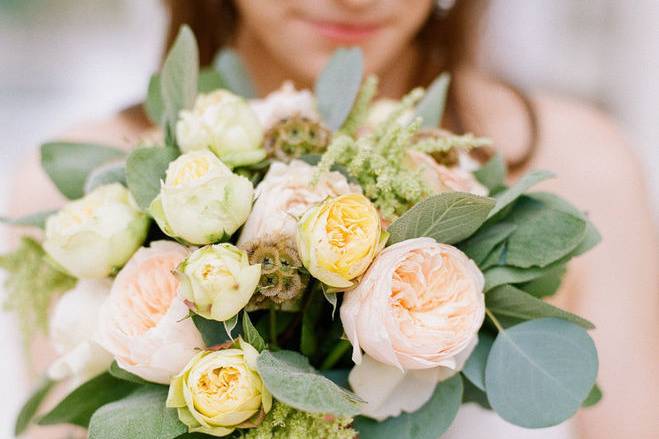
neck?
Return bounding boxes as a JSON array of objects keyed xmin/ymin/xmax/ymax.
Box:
[{"xmin": 234, "ymin": 26, "xmax": 421, "ymax": 99}]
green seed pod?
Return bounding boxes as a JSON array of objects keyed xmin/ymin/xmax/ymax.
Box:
[{"xmin": 264, "ymin": 116, "xmax": 331, "ymax": 162}]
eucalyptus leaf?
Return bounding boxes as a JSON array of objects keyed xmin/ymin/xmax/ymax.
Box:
[
  {"xmin": 109, "ymin": 361, "xmax": 153, "ymax": 385},
  {"xmin": 0, "ymin": 209, "xmax": 56, "ymax": 229},
  {"xmin": 415, "ymin": 72, "xmax": 450, "ymax": 128},
  {"xmin": 485, "ymin": 318, "xmax": 598, "ymax": 428},
  {"xmin": 242, "ymin": 311, "xmax": 266, "ymax": 352},
  {"xmin": 461, "ymin": 375, "xmax": 491, "ymax": 409},
  {"xmin": 458, "ymin": 222, "xmax": 517, "ymax": 266},
  {"xmin": 197, "ymin": 68, "xmax": 226, "ymax": 93},
  {"xmin": 88, "ymin": 385, "xmax": 185, "ymax": 439},
  {"xmin": 39, "ymin": 373, "xmax": 138, "ymax": 428},
  {"xmin": 84, "ymin": 161, "xmax": 126, "ymax": 193},
  {"xmin": 214, "ymin": 49, "xmax": 256, "ymax": 98},
  {"xmin": 14, "ymin": 378, "xmax": 55, "ymax": 435},
  {"xmin": 582, "ymin": 383, "xmax": 602, "ymax": 408},
  {"xmin": 519, "ymin": 265, "xmax": 567, "ymax": 298},
  {"xmin": 192, "ymin": 314, "xmax": 233, "ymax": 347},
  {"xmin": 487, "ymin": 285, "xmax": 594, "ymax": 329},
  {"xmin": 462, "ymin": 332, "xmax": 495, "ymax": 391},
  {"xmin": 474, "ymin": 153, "xmax": 506, "ymax": 191},
  {"xmin": 387, "ymin": 192, "xmax": 495, "ymax": 245},
  {"xmin": 314, "ymin": 48, "xmax": 364, "ymax": 131},
  {"xmin": 126, "ymin": 146, "xmax": 179, "ymax": 210},
  {"xmin": 145, "ymin": 73, "xmax": 164, "ymax": 125},
  {"xmin": 161, "ymin": 25, "xmax": 199, "ymax": 129},
  {"xmin": 487, "ymin": 170, "xmax": 554, "ymax": 219},
  {"xmin": 484, "ymin": 259, "xmax": 565, "ymax": 292},
  {"xmin": 41, "ymin": 142, "xmax": 125, "ymax": 199},
  {"xmin": 479, "ymin": 242, "xmax": 506, "ymax": 270},
  {"xmin": 256, "ymin": 350, "xmax": 361, "ymax": 416},
  {"xmin": 353, "ymin": 374, "xmax": 463, "ymax": 439},
  {"xmin": 300, "ymin": 288, "xmax": 323, "ymax": 357}
]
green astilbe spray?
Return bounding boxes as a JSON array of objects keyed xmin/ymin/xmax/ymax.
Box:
[{"xmin": 339, "ymin": 75, "xmax": 379, "ymax": 137}]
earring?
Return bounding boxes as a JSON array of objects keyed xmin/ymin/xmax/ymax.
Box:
[{"xmin": 434, "ymin": 0, "xmax": 456, "ymax": 17}]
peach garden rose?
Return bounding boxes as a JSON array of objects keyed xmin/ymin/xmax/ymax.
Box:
[
  {"xmin": 405, "ymin": 149, "xmax": 488, "ymax": 197},
  {"xmin": 96, "ymin": 240, "xmax": 204, "ymax": 384}
]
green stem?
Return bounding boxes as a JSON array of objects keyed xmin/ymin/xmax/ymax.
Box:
[
  {"xmin": 269, "ymin": 306, "xmax": 279, "ymax": 349},
  {"xmin": 321, "ymin": 340, "xmax": 351, "ymax": 370},
  {"xmin": 485, "ymin": 308, "xmax": 504, "ymax": 332}
]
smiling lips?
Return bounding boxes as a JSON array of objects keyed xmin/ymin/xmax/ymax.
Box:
[{"xmin": 305, "ymin": 18, "xmax": 383, "ymax": 43}]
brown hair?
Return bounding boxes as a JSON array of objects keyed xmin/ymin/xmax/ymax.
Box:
[{"xmin": 161, "ymin": 0, "xmax": 537, "ymax": 168}]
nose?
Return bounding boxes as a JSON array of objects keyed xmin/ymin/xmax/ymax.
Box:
[{"xmin": 335, "ymin": 0, "xmax": 381, "ymax": 10}]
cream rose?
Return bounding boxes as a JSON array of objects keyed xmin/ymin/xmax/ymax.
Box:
[
  {"xmin": 237, "ymin": 160, "xmax": 357, "ymax": 247},
  {"xmin": 96, "ymin": 241, "xmax": 204, "ymax": 384},
  {"xmin": 249, "ymin": 81, "xmax": 318, "ymax": 130},
  {"xmin": 406, "ymin": 149, "xmax": 488, "ymax": 196},
  {"xmin": 340, "ymin": 237, "xmax": 485, "ymax": 370},
  {"xmin": 48, "ymin": 279, "xmax": 114, "ymax": 386}
]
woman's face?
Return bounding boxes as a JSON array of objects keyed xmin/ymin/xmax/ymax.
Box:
[{"xmin": 234, "ymin": 0, "xmax": 434, "ymax": 82}]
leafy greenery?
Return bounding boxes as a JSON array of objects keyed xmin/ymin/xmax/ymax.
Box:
[
  {"xmin": 192, "ymin": 314, "xmax": 236, "ymax": 347},
  {"xmin": 125, "ymin": 145, "xmax": 179, "ymax": 210},
  {"xmin": 339, "ymin": 75, "xmax": 378, "ymax": 136},
  {"xmin": 109, "ymin": 361, "xmax": 153, "ymax": 385},
  {"xmin": 458, "ymin": 222, "xmax": 517, "ymax": 266},
  {"xmin": 485, "ymin": 318, "xmax": 598, "ymax": 428},
  {"xmin": 41, "ymin": 142, "xmax": 125, "ymax": 199},
  {"xmin": 84, "ymin": 161, "xmax": 127, "ymax": 193},
  {"xmin": 243, "ymin": 311, "xmax": 266, "ymax": 352},
  {"xmin": 213, "ymin": 48, "xmax": 256, "ymax": 98},
  {"xmin": 88, "ymin": 385, "xmax": 185, "ymax": 439},
  {"xmin": 256, "ymin": 350, "xmax": 361, "ymax": 417},
  {"xmin": 582, "ymin": 384, "xmax": 603, "ymax": 408},
  {"xmin": 387, "ymin": 192, "xmax": 495, "ymax": 245},
  {"xmin": 0, "ymin": 237, "xmax": 76, "ymax": 345},
  {"xmin": 0, "ymin": 209, "xmax": 56, "ymax": 229},
  {"xmin": 14, "ymin": 377, "xmax": 55, "ymax": 436},
  {"xmin": 39, "ymin": 373, "xmax": 138, "ymax": 428},
  {"xmin": 474, "ymin": 153, "xmax": 506, "ymax": 191},
  {"xmin": 414, "ymin": 72, "xmax": 450, "ymax": 128},
  {"xmin": 353, "ymin": 374, "xmax": 463, "ymax": 439},
  {"xmin": 314, "ymin": 48, "xmax": 364, "ymax": 131},
  {"xmin": 487, "ymin": 170, "xmax": 554, "ymax": 219},
  {"xmin": 462, "ymin": 332, "xmax": 495, "ymax": 391}
]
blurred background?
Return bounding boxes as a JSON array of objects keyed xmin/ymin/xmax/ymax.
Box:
[{"xmin": 0, "ymin": 0, "xmax": 657, "ymax": 438}]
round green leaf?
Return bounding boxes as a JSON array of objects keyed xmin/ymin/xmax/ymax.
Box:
[
  {"xmin": 485, "ymin": 318, "xmax": 598, "ymax": 428},
  {"xmin": 462, "ymin": 332, "xmax": 495, "ymax": 391}
]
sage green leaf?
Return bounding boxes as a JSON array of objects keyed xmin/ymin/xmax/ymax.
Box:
[
  {"xmin": 192, "ymin": 314, "xmax": 233, "ymax": 347},
  {"xmin": 300, "ymin": 289, "xmax": 323, "ymax": 357},
  {"xmin": 487, "ymin": 285, "xmax": 594, "ymax": 329},
  {"xmin": 582, "ymin": 383, "xmax": 602, "ymax": 408},
  {"xmin": 214, "ymin": 48, "xmax": 256, "ymax": 98},
  {"xmin": 462, "ymin": 332, "xmax": 495, "ymax": 391},
  {"xmin": 474, "ymin": 153, "xmax": 506, "ymax": 191},
  {"xmin": 41, "ymin": 142, "xmax": 125, "ymax": 199},
  {"xmin": 484, "ymin": 260, "xmax": 564, "ymax": 291},
  {"xmin": 314, "ymin": 48, "xmax": 364, "ymax": 131},
  {"xmin": 197, "ymin": 68, "xmax": 226, "ymax": 93},
  {"xmin": 353, "ymin": 374, "xmax": 463, "ymax": 439},
  {"xmin": 109, "ymin": 361, "xmax": 152, "ymax": 385},
  {"xmin": 161, "ymin": 25, "xmax": 199, "ymax": 129},
  {"xmin": 479, "ymin": 242, "xmax": 506, "ymax": 270},
  {"xmin": 84, "ymin": 161, "xmax": 126, "ymax": 193},
  {"xmin": 88, "ymin": 385, "xmax": 186, "ymax": 439},
  {"xmin": 519, "ymin": 265, "xmax": 566, "ymax": 298},
  {"xmin": 242, "ymin": 311, "xmax": 266, "ymax": 352},
  {"xmin": 0, "ymin": 209, "xmax": 56, "ymax": 229},
  {"xmin": 126, "ymin": 146, "xmax": 179, "ymax": 210},
  {"xmin": 461, "ymin": 375, "xmax": 491, "ymax": 409},
  {"xmin": 485, "ymin": 318, "xmax": 598, "ymax": 428},
  {"xmin": 15, "ymin": 377, "xmax": 55, "ymax": 435},
  {"xmin": 571, "ymin": 220, "xmax": 601, "ymax": 256},
  {"xmin": 39, "ymin": 373, "xmax": 138, "ymax": 427},
  {"xmin": 145, "ymin": 73, "xmax": 164, "ymax": 125},
  {"xmin": 256, "ymin": 350, "xmax": 361, "ymax": 416},
  {"xmin": 458, "ymin": 223, "xmax": 517, "ymax": 266},
  {"xmin": 387, "ymin": 192, "xmax": 495, "ymax": 245},
  {"xmin": 487, "ymin": 170, "xmax": 554, "ymax": 219},
  {"xmin": 415, "ymin": 72, "xmax": 450, "ymax": 128}
]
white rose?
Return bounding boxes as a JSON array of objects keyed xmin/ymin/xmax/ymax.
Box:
[
  {"xmin": 48, "ymin": 279, "xmax": 114, "ymax": 386},
  {"xmin": 237, "ymin": 160, "xmax": 357, "ymax": 247},
  {"xmin": 249, "ymin": 81, "xmax": 318, "ymax": 130},
  {"xmin": 176, "ymin": 90, "xmax": 265, "ymax": 168},
  {"xmin": 43, "ymin": 183, "xmax": 149, "ymax": 279},
  {"xmin": 96, "ymin": 241, "xmax": 204, "ymax": 384},
  {"xmin": 150, "ymin": 150, "xmax": 254, "ymax": 245}
]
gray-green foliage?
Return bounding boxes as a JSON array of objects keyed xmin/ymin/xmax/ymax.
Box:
[
  {"xmin": 0, "ymin": 237, "xmax": 76, "ymax": 345},
  {"xmin": 314, "ymin": 48, "xmax": 364, "ymax": 131},
  {"xmin": 462, "ymin": 332, "xmax": 495, "ymax": 391},
  {"xmin": 14, "ymin": 377, "xmax": 55, "ymax": 436},
  {"xmin": 109, "ymin": 361, "xmax": 152, "ymax": 385},
  {"xmin": 414, "ymin": 72, "xmax": 450, "ymax": 128},
  {"xmin": 84, "ymin": 161, "xmax": 127, "ymax": 194},
  {"xmin": 487, "ymin": 170, "xmax": 553, "ymax": 219},
  {"xmin": 88, "ymin": 385, "xmax": 185, "ymax": 439},
  {"xmin": 387, "ymin": 192, "xmax": 495, "ymax": 245},
  {"xmin": 353, "ymin": 374, "xmax": 463, "ymax": 439},
  {"xmin": 41, "ymin": 142, "xmax": 125, "ymax": 199},
  {"xmin": 0, "ymin": 209, "xmax": 56, "ymax": 229},
  {"xmin": 256, "ymin": 350, "xmax": 361, "ymax": 417},
  {"xmin": 214, "ymin": 48, "xmax": 256, "ymax": 98},
  {"xmin": 485, "ymin": 318, "xmax": 598, "ymax": 428},
  {"xmin": 474, "ymin": 154, "xmax": 506, "ymax": 191},
  {"xmin": 126, "ymin": 146, "xmax": 179, "ymax": 210},
  {"xmin": 243, "ymin": 311, "xmax": 266, "ymax": 352}
]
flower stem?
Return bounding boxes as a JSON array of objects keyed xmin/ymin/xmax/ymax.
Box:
[
  {"xmin": 269, "ymin": 306, "xmax": 279, "ymax": 349},
  {"xmin": 485, "ymin": 308, "xmax": 504, "ymax": 332},
  {"xmin": 321, "ymin": 340, "xmax": 351, "ymax": 370}
]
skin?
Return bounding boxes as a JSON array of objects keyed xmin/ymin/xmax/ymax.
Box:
[{"xmin": 9, "ymin": 1, "xmax": 658, "ymax": 438}]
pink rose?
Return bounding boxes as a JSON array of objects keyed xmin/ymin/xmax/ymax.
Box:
[
  {"xmin": 406, "ymin": 149, "xmax": 488, "ymax": 196},
  {"xmin": 97, "ymin": 241, "xmax": 204, "ymax": 384},
  {"xmin": 340, "ymin": 237, "xmax": 485, "ymax": 370}
]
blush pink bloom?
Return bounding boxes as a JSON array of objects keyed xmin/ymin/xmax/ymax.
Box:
[
  {"xmin": 406, "ymin": 149, "xmax": 488, "ymax": 197},
  {"xmin": 340, "ymin": 237, "xmax": 485, "ymax": 370},
  {"xmin": 97, "ymin": 241, "xmax": 204, "ymax": 384}
]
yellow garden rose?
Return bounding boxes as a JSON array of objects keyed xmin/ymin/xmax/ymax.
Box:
[
  {"xmin": 166, "ymin": 339, "xmax": 272, "ymax": 437},
  {"xmin": 296, "ymin": 193, "xmax": 387, "ymax": 289}
]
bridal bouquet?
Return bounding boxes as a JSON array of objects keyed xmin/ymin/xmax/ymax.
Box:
[{"xmin": 4, "ymin": 27, "xmax": 602, "ymax": 439}]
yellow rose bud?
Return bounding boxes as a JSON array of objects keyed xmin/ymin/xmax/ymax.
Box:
[
  {"xmin": 166, "ymin": 339, "xmax": 272, "ymax": 437},
  {"xmin": 177, "ymin": 243, "xmax": 261, "ymax": 322},
  {"xmin": 296, "ymin": 193, "xmax": 387, "ymax": 289}
]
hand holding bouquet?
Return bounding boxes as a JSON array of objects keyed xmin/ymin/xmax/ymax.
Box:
[{"xmin": 3, "ymin": 26, "xmax": 601, "ymax": 439}]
